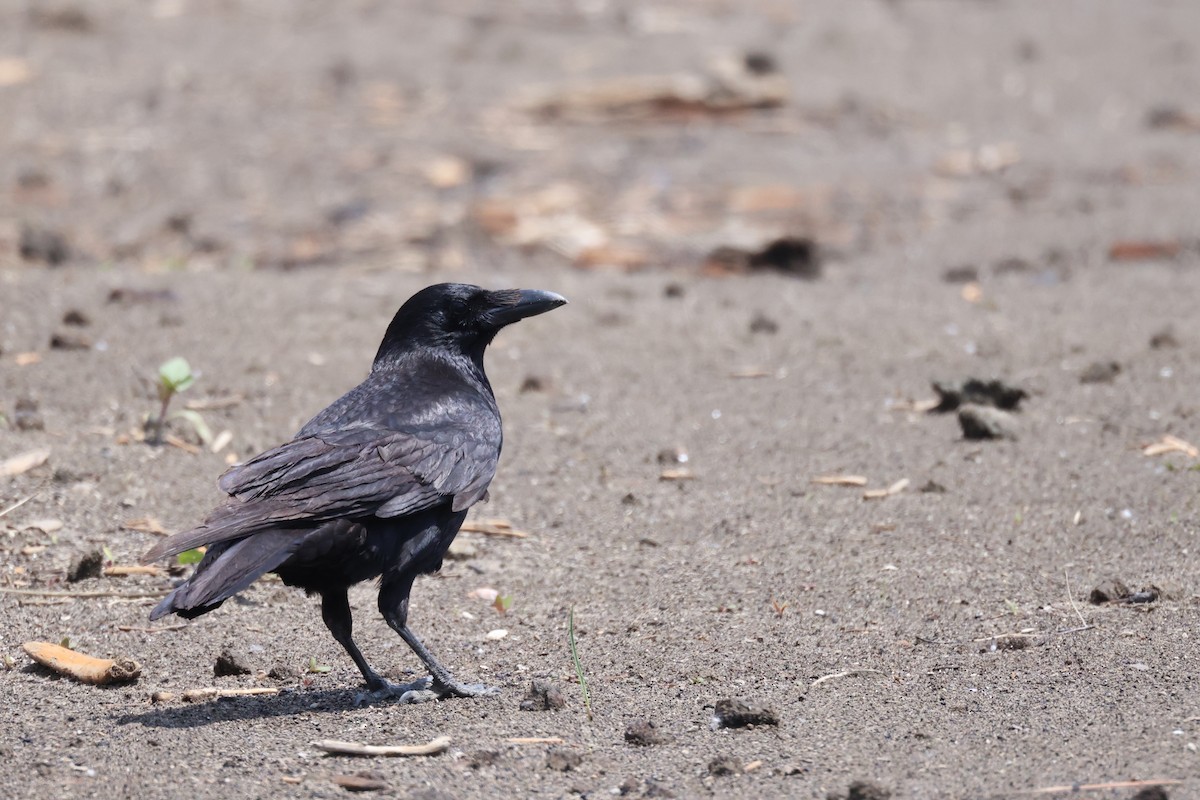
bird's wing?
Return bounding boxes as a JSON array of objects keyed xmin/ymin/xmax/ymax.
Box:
[{"xmin": 144, "ymin": 419, "xmax": 499, "ymax": 562}]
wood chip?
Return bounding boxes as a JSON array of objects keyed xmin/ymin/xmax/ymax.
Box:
[
  {"xmin": 23, "ymin": 518, "xmax": 63, "ymax": 534},
  {"xmin": 22, "ymin": 641, "xmax": 141, "ymax": 685},
  {"xmin": 730, "ymin": 368, "xmax": 772, "ymax": 379},
  {"xmin": 812, "ymin": 474, "xmax": 868, "ymax": 487},
  {"xmin": 863, "ymin": 478, "xmax": 910, "ymax": 500},
  {"xmin": 332, "ymin": 774, "xmax": 389, "ymax": 792},
  {"xmin": 122, "ymin": 517, "xmax": 168, "ymax": 535},
  {"xmin": 15, "ymin": 352, "xmax": 42, "ymax": 366},
  {"xmin": 659, "ymin": 468, "xmax": 695, "ymax": 481},
  {"xmin": 0, "ymin": 448, "xmax": 50, "ymax": 477},
  {"xmin": 209, "ymin": 429, "xmax": 234, "ymax": 454},
  {"xmin": 1108, "ymin": 240, "xmax": 1181, "ymax": 262},
  {"xmin": 1142, "ymin": 434, "xmax": 1199, "ymax": 458},
  {"xmin": 460, "ymin": 518, "xmax": 528, "ymax": 538},
  {"xmin": 181, "ymin": 687, "xmax": 279, "ymax": 702},
  {"xmin": 104, "ymin": 565, "xmax": 166, "ymax": 577},
  {"xmin": 310, "ymin": 736, "xmax": 452, "ymax": 757},
  {"xmin": 163, "ymin": 434, "xmax": 201, "ymax": 454}
]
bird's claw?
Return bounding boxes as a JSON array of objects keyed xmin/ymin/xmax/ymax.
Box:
[{"xmin": 353, "ymin": 677, "xmax": 498, "ymax": 706}]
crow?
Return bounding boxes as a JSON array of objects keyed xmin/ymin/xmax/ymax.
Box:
[{"xmin": 144, "ymin": 283, "xmax": 566, "ymax": 703}]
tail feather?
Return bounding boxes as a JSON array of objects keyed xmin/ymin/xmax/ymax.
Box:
[{"xmin": 149, "ymin": 530, "xmax": 302, "ymax": 621}]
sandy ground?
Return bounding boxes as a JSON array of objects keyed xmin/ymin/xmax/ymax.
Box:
[{"xmin": 2, "ymin": 2, "xmax": 1200, "ymax": 799}]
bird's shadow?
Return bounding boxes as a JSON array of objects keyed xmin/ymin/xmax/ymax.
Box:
[{"xmin": 115, "ymin": 687, "xmax": 379, "ymax": 729}]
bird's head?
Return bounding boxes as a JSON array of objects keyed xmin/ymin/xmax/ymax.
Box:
[{"xmin": 374, "ymin": 283, "xmax": 567, "ymax": 366}]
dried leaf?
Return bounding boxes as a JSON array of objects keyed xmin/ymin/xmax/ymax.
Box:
[
  {"xmin": 22, "ymin": 641, "xmax": 141, "ymax": 685},
  {"xmin": 0, "ymin": 448, "xmax": 50, "ymax": 477},
  {"xmin": 122, "ymin": 517, "xmax": 168, "ymax": 535},
  {"xmin": 1108, "ymin": 240, "xmax": 1181, "ymax": 262},
  {"xmin": 23, "ymin": 518, "xmax": 63, "ymax": 534}
]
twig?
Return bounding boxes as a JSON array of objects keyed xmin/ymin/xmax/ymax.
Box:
[
  {"xmin": 1051, "ymin": 624, "xmax": 1094, "ymax": 636},
  {"xmin": 117, "ymin": 624, "xmax": 187, "ymax": 634},
  {"xmin": 508, "ymin": 737, "xmax": 565, "ymax": 745},
  {"xmin": 0, "ymin": 492, "xmax": 39, "ymax": 519},
  {"xmin": 1064, "ymin": 569, "xmax": 1087, "ymax": 628},
  {"xmin": 810, "ymin": 668, "xmax": 887, "ymax": 689},
  {"xmin": 460, "ymin": 519, "xmax": 528, "ymax": 538},
  {"xmin": 568, "ymin": 606, "xmax": 592, "ymax": 720},
  {"xmin": 310, "ymin": 736, "xmax": 451, "ymax": 757},
  {"xmin": 182, "ymin": 687, "xmax": 279, "ymax": 702},
  {"xmin": 0, "ymin": 587, "xmax": 169, "ymax": 599},
  {"xmin": 1017, "ymin": 778, "xmax": 1181, "ymax": 795}
]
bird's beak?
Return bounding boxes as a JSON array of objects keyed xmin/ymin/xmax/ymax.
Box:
[{"xmin": 488, "ymin": 289, "xmax": 568, "ymax": 326}]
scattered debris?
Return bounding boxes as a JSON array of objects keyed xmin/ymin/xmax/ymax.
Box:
[
  {"xmin": 18, "ymin": 224, "xmax": 70, "ymax": 265},
  {"xmin": 182, "ymin": 687, "xmax": 278, "ymax": 702},
  {"xmin": 1088, "ymin": 578, "xmax": 1130, "ymax": 604},
  {"xmin": 810, "ymin": 668, "xmax": 888, "ymax": 690},
  {"xmin": 523, "ymin": 53, "xmax": 787, "ymax": 121},
  {"xmin": 1142, "ymin": 435, "xmax": 1198, "ymax": 458},
  {"xmin": 22, "ymin": 641, "xmax": 141, "ymax": 685},
  {"xmin": 931, "ymin": 379, "xmax": 1027, "ymax": 412},
  {"xmin": 520, "ymin": 680, "xmax": 566, "ymax": 711},
  {"xmin": 213, "ymin": 647, "xmax": 253, "ymax": 677},
  {"xmin": 1128, "ymin": 586, "xmax": 1161, "ymax": 604},
  {"xmin": 710, "ymin": 698, "xmax": 779, "ymax": 729},
  {"xmin": 624, "ymin": 719, "xmax": 669, "ymax": 746},
  {"xmin": 987, "ymin": 634, "xmax": 1034, "ymax": 652},
  {"xmin": 1079, "ymin": 361, "xmax": 1120, "ymax": 384},
  {"xmin": 863, "ymin": 478, "xmax": 909, "ymax": 500},
  {"xmin": 703, "ymin": 236, "xmax": 821, "ymax": 279},
  {"xmin": 12, "ymin": 398, "xmax": 45, "ymax": 431},
  {"xmin": 812, "ymin": 475, "xmax": 868, "ymax": 487},
  {"xmin": 708, "ymin": 756, "xmax": 743, "ymax": 776},
  {"xmin": 958, "ymin": 405, "xmax": 1018, "ymax": 440},
  {"xmin": 459, "ymin": 518, "xmax": 528, "ymax": 538},
  {"xmin": 545, "ymin": 748, "xmax": 583, "ymax": 772},
  {"xmin": 331, "ymin": 773, "xmax": 389, "ymax": 793},
  {"xmin": 150, "ymin": 690, "xmax": 176, "ymax": 703},
  {"xmin": 934, "ymin": 142, "xmax": 1020, "ymax": 177},
  {"xmin": 49, "ymin": 331, "xmax": 92, "ymax": 350},
  {"xmin": 67, "ymin": 550, "xmax": 105, "ymax": 582},
  {"xmin": 1108, "ymin": 240, "xmax": 1181, "ymax": 262},
  {"xmin": 0, "ymin": 448, "xmax": 51, "ymax": 478}
]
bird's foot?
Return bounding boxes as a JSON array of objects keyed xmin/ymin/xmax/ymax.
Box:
[
  {"xmin": 354, "ymin": 676, "xmax": 435, "ymax": 706},
  {"xmin": 353, "ymin": 676, "xmax": 498, "ymax": 706}
]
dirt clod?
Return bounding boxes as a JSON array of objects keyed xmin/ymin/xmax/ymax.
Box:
[
  {"xmin": 13, "ymin": 398, "xmax": 45, "ymax": 431},
  {"xmin": 62, "ymin": 309, "xmax": 91, "ymax": 327},
  {"xmin": 19, "ymin": 224, "xmax": 70, "ymax": 265},
  {"xmin": 624, "ymin": 718, "xmax": 669, "ymax": 746},
  {"xmin": 958, "ymin": 404, "xmax": 1018, "ymax": 440},
  {"xmin": 520, "ymin": 680, "xmax": 566, "ymax": 711},
  {"xmin": 267, "ymin": 664, "xmax": 299, "ymax": 682},
  {"xmin": 546, "ymin": 748, "xmax": 583, "ymax": 772},
  {"xmin": 1088, "ymin": 578, "xmax": 1131, "ymax": 604},
  {"xmin": 1149, "ymin": 328, "xmax": 1179, "ymax": 349},
  {"xmin": 834, "ymin": 781, "xmax": 892, "ymax": 800},
  {"xmin": 213, "ymin": 648, "xmax": 253, "ymax": 677},
  {"xmin": 711, "ymin": 699, "xmax": 779, "ymax": 729},
  {"xmin": 708, "ymin": 756, "xmax": 742, "ymax": 776},
  {"xmin": 1079, "ymin": 360, "xmax": 1121, "ymax": 384},
  {"xmin": 749, "ymin": 312, "xmax": 779, "ymax": 334},
  {"xmin": 67, "ymin": 550, "xmax": 104, "ymax": 582},
  {"xmin": 932, "ymin": 379, "xmax": 1027, "ymax": 412},
  {"xmin": 1130, "ymin": 785, "xmax": 1170, "ymax": 800},
  {"xmin": 49, "ymin": 332, "xmax": 92, "ymax": 350},
  {"xmin": 1127, "ymin": 586, "xmax": 1160, "ymax": 604},
  {"xmin": 332, "ymin": 772, "xmax": 388, "ymax": 792}
]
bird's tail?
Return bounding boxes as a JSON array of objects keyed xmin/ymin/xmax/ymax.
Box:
[{"xmin": 149, "ymin": 530, "xmax": 301, "ymax": 621}]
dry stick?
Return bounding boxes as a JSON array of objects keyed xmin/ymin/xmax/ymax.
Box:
[
  {"xmin": 1018, "ymin": 778, "xmax": 1182, "ymax": 795},
  {"xmin": 117, "ymin": 624, "xmax": 187, "ymax": 634},
  {"xmin": 0, "ymin": 492, "xmax": 39, "ymax": 519},
  {"xmin": 1064, "ymin": 569, "xmax": 1087, "ymax": 628},
  {"xmin": 508, "ymin": 737, "xmax": 565, "ymax": 745},
  {"xmin": 810, "ymin": 668, "xmax": 887, "ymax": 688},
  {"xmin": 310, "ymin": 736, "xmax": 452, "ymax": 757},
  {"xmin": 182, "ymin": 687, "xmax": 279, "ymax": 702},
  {"xmin": 0, "ymin": 587, "xmax": 169, "ymax": 599}
]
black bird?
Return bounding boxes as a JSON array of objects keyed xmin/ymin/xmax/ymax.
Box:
[{"xmin": 144, "ymin": 283, "xmax": 566, "ymax": 703}]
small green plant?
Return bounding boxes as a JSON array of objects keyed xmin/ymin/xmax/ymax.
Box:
[
  {"xmin": 177, "ymin": 547, "xmax": 205, "ymax": 565},
  {"xmin": 306, "ymin": 656, "xmax": 331, "ymax": 674},
  {"xmin": 568, "ymin": 606, "xmax": 592, "ymax": 720},
  {"xmin": 151, "ymin": 357, "xmax": 195, "ymax": 444},
  {"xmin": 493, "ymin": 594, "xmax": 514, "ymax": 615}
]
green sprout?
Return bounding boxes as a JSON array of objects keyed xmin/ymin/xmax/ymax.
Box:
[
  {"xmin": 151, "ymin": 357, "xmax": 195, "ymax": 444},
  {"xmin": 493, "ymin": 594, "xmax": 514, "ymax": 616},
  {"xmin": 177, "ymin": 547, "xmax": 205, "ymax": 565},
  {"xmin": 568, "ymin": 606, "xmax": 592, "ymax": 720},
  {"xmin": 306, "ymin": 656, "xmax": 331, "ymax": 674}
]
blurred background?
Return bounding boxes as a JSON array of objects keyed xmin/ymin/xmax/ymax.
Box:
[{"xmin": 3, "ymin": 0, "xmax": 1196, "ymax": 282}]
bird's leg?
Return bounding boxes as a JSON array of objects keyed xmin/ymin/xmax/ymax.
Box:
[
  {"xmin": 319, "ymin": 589, "xmax": 431, "ymax": 705},
  {"xmin": 378, "ymin": 575, "xmax": 498, "ymax": 703}
]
